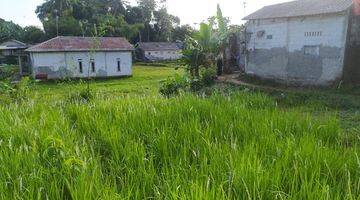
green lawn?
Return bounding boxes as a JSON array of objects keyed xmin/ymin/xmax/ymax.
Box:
[
  {"xmin": 0, "ymin": 65, "xmax": 360, "ymax": 199},
  {"xmin": 33, "ymin": 65, "xmax": 180, "ymax": 99}
]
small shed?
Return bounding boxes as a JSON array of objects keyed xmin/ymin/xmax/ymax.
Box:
[
  {"xmin": 135, "ymin": 42, "xmax": 182, "ymax": 61},
  {"xmin": 0, "ymin": 40, "xmax": 30, "ymax": 75}
]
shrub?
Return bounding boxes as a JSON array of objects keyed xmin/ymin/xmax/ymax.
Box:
[
  {"xmin": 4, "ymin": 77, "xmax": 33, "ymax": 102},
  {"xmin": 68, "ymin": 88, "xmax": 94, "ymax": 103},
  {"xmin": 159, "ymin": 74, "xmax": 187, "ymax": 97},
  {"xmin": 189, "ymin": 78, "xmax": 203, "ymax": 92},
  {"xmin": 200, "ymin": 66, "xmax": 217, "ymax": 86},
  {"xmin": 0, "ymin": 65, "xmax": 19, "ymax": 80}
]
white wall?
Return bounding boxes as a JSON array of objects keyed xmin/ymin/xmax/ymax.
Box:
[
  {"xmin": 245, "ymin": 13, "xmax": 349, "ymax": 85},
  {"xmin": 246, "ymin": 14, "xmax": 348, "ymax": 50},
  {"xmin": 30, "ymin": 51, "xmax": 132, "ymax": 79},
  {"xmin": 145, "ymin": 50, "xmax": 182, "ymax": 60}
]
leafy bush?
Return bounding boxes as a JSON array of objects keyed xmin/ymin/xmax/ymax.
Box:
[
  {"xmin": 0, "ymin": 65, "xmax": 19, "ymax": 80},
  {"xmin": 159, "ymin": 74, "xmax": 187, "ymax": 97},
  {"xmin": 0, "ymin": 77, "xmax": 33, "ymax": 103},
  {"xmin": 159, "ymin": 67, "xmax": 217, "ymax": 96},
  {"xmin": 8, "ymin": 77, "xmax": 32, "ymax": 101},
  {"xmin": 68, "ymin": 88, "xmax": 94, "ymax": 103},
  {"xmin": 200, "ymin": 67, "xmax": 217, "ymax": 86},
  {"xmin": 189, "ymin": 78, "xmax": 203, "ymax": 92}
]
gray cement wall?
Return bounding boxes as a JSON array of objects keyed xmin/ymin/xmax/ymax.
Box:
[
  {"xmin": 343, "ymin": 13, "xmax": 360, "ymax": 84},
  {"xmin": 247, "ymin": 46, "xmax": 344, "ymax": 85}
]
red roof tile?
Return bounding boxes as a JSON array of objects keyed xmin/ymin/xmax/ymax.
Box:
[{"xmin": 26, "ymin": 36, "xmax": 134, "ymax": 52}]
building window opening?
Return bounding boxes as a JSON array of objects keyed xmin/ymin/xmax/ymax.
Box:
[
  {"xmin": 117, "ymin": 59, "xmax": 121, "ymax": 72},
  {"xmin": 90, "ymin": 59, "xmax": 95, "ymax": 73},
  {"xmin": 78, "ymin": 59, "xmax": 83, "ymax": 73}
]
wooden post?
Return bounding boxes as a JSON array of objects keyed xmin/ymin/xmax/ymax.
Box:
[{"xmin": 18, "ymin": 55, "xmax": 23, "ymax": 75}]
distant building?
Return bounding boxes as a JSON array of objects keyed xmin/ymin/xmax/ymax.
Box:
[
  {"xmin": 26, "ymin": 36, "xmax": 134, "ymax": 80},
  {"xmin": 244, "ymin": 0, "xmax": 360, "ymax": 85},
  {"xmin": 135, "ymin": 42, "xmax": 182, "ymax": 61},
  {"xmin": 0, "ymin": 40, "xmax": 30, "ymax": 75}
]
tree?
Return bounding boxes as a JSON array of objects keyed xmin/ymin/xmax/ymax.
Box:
[
  {"xmin": 0, "ymin": 19, "xmax": 24, "ymax": 43},
  {"xmin": 34, "ymin": 0, "xmax": 183, "ymax": 43},
  {"xmin": 172, "ymin": 25, "xmax": 195, "ymax": 42},
  {"xmin": 183, "ymin": 23, "xmax": 217, "ymax": 77},
  {"xmin": 42, "ymin": 16, "xmax": 83, "ymax": 38},
  {"xmin": 21, "ymin": 26, "xmax": 46, "ymax": 44},
  {"xmin": 153, "ymin": 8, "xmax": 179, "ymax": 41}
]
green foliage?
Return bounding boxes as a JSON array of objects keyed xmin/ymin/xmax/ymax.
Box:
[
  {"xmin": 172, "ymin": 25, "xmax": 195, "ymax": 42},
  {"xmin": 0, "ymin": 19, "xmax": 46, "ymax": 44},
  {"xmin": 0, "ymin": 65, "xmax": 19, "ymax": 80},
  {"xmin": 68, "ymin": 88, "xmax": 94, "ymax": 103},
  {"xmin": 22, "ymin": 26, "xmax": 46, "ymax": 44},
  {"xmin": 0, "ymin": 77, "xmax": 32, "ymax": 103},
  {"xmin": 0, "ymin": 19, "xmax": 23, "ymax": 43},
  {"xmin": 182, "ymin": 23, "xmax": 217, "ymax": 78},
  {"xmin": 159, "ymin": 73, "xmax": 187, "ymax": 97},
  {"xmin": 0, "ymin": 65, "xmax": 359, "ymax": 199},
  {"xmin": 34, "ymin": 0, "xmax": 181, "ymax": 43},
  {"xmin": 200, "ymin": 67, "xmax": 217, "ymax": 86},
  {"xmin": 1, "ymin": 90, "xmax": 360, "ymax": 199},
  {"xmin": 43, "ymin": 16, "xmax": 83, "ymax": 37}
]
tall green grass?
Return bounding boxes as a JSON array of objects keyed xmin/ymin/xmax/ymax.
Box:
[{"xmin": 0, "ymin": 92, "xmax": 359, "ymax": 199}]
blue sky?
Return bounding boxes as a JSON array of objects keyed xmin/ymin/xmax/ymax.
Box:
[{"xmin": 0, "ymin": 0, "xmax": 290, "ymax": 28}]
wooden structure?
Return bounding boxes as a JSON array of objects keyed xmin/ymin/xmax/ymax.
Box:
[{"xmin": 0, "ymin": 40, "xmax": 30, "ymax": 75}]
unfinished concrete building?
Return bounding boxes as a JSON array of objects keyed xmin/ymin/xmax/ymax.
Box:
[{"xmin": 244, "ymin": 0, "xmax": 360, "ymax": 85}]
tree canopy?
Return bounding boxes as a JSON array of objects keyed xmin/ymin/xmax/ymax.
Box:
[
  {"xmin": 0, "ymin": 19, "xmax": 45, "ymax": 44},
  {"xmin": 33, "ymin": 0, "xmax": 192, "ymax": 43}
]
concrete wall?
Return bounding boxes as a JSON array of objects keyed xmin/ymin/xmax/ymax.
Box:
[
  {"xmin": 343, "ymin": 12, "xmax": 360, "ymax": 84},
  {"xmin": 145, "ymin": 50, "xmax": 182, "ymax": 60},
  {"xmin": 245, "ymin": 13, "xmax": 349, "ymax": 85},
  {"xmin": 30, "ymin": 51, "xmax": 132, "ymax": 79}
]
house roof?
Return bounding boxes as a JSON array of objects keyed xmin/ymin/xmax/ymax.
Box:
[
  {"xmin": 0, "ymin": 40, "xmax": 28, "ymax": 50},
  {"xmin": 26, "ymin": 36, "xmax": 134, "ymax": 52},
  {"xmin": 244, "ymin": 0, "xmax": 353, "ymax": 20},
  {"xmin": 136, "ymin": 42, "xmax": 181, "ymax": 51}
]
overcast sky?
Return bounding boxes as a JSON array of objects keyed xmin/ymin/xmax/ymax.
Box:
[{"xmin": 0, "ymin": 0, "xmax": 291, "ymax": 28}]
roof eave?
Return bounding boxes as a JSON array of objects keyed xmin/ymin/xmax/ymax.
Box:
[{"xmin": 26, "ymin": 48, "xmax": 135, "ymax": 52}]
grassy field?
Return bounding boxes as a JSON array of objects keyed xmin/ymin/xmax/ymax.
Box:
[
  {"xmin": 0, "ymin": 65, "xmax": 360, "ymax": 199},
  {"xmin": 33, "ymin": 65, "xmax": 179, "ymax": 99}
]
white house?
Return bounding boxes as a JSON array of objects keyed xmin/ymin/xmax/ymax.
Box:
[
  {"xmin": 244, "ymin": 0, "xmax": 360, "ymax": 85},
  {"xmin": 26, "ymin": 36, "xmax": 134, "ymax": 79},
  {"xmin": 135, "ymin": 42, "xmax": 182, "ymax": 61}
]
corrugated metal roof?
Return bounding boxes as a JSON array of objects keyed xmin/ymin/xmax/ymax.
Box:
[
  {"xmin": 244, "ymin": 0, "xmax": 353, "ymax": 20},
  {"xmin": 26, "ymin": 36, "xmax": 134, "ymax": 52},
  {"xmin": 137, "ymin": 42, "xmax": 181, "ymax": 51},
  {"xmin": 0, "ymin": 40, "xmax": 28, "ymax": 50}
]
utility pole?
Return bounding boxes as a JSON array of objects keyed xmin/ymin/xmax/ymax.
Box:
[
  {"xmin": 55, "ymin": 9, "xmax": 59, "ymax": 36},
  {"xmin": 243, "ymin": 1, "xmax": 247, "ymax": 21},
  {"xmin": 243, "ymin": 0, "xmax": 248, "ymax": 70}
]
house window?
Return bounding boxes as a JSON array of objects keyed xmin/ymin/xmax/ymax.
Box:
[
  {"xmin": 117, "ymin": 58, "xmax": 121, "ymax": 72},
  {"xmin": 266, "ymin": 35, "xmax": 273, "ymax": 39},
  {"xmin": 78, "ymin": 59, "xmax": 83, "ymax": 73},
  {"xmin": 90, "ymin": 59, "xmax": 95, "ymax": 73},
  {"xmin": 304, "ymin": 46, "xmax": 320, "ymax": 56}
]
